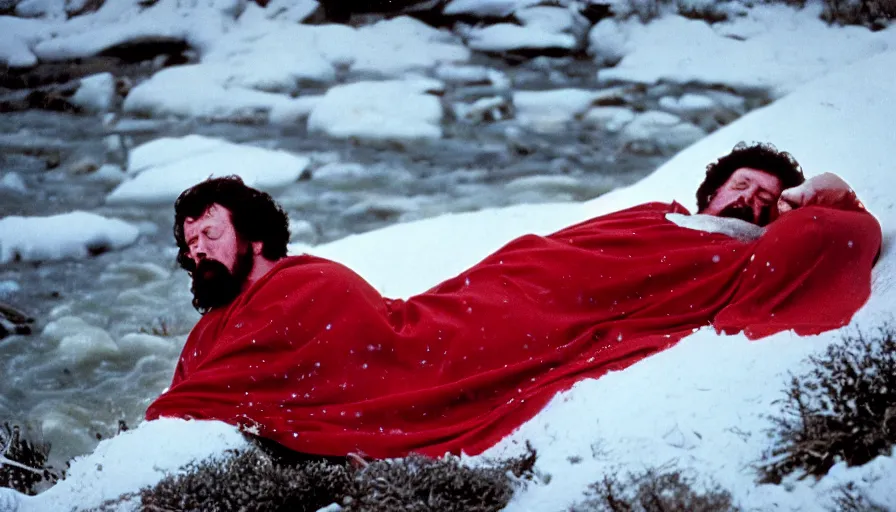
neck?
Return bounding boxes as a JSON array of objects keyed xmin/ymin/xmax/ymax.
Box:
[{"xmin": 242, "ymin": 256, "xmax": 280, "ymax": 291}]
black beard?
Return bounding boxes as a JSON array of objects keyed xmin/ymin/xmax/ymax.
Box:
[
  {"xmin": 190, "ymin": 247, "xmax": 254, "ymax": 313},
  {"xmin": 718, "ymin": 203, "xmax": 756, "ymax": 224}
]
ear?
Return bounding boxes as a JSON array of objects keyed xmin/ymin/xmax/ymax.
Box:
[{"xmin": 251, "ymin": 241, "xmax": 263, "ymax": 256}]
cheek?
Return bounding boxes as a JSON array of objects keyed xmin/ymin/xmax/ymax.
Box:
[{"xmin": 706, "ymin": 190, "xmax": 733, "ymax": 212}]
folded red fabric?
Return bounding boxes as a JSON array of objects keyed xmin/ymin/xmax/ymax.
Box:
[{"xmin": 146, "ymin": 202, "xmax": 881, "ymax": 458}]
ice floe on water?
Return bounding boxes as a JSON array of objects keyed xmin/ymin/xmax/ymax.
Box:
[
  {"xmin": 106, "ymin": 135, "xmax": 310, "ymax": 205},
  {"xmin": 308, "ymin": 79, "xmax": 446, "ymax": 141},
  {"xmin": 0, "ymin": 211, "xmax": 138, "ymax": 264}
]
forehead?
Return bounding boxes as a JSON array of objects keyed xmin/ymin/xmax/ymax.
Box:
[
  {"xmin": 184, "ymin": 204, "xmax": 232, "ymax": 234},
  {"xmin": 729, "ymin": 167, "xmax": 783, "ymax": 191}
]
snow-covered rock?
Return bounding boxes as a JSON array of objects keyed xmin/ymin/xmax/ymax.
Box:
[
  {"xmin": 351, "ymin": 17, "xmax": 469, "ymax": 75},
  {"xmin": 443, "ymin": 0, "xmax": 541, "ymax": 18},
  {"xmin": 14, "ymin": 0, "xmax": 66, "ymax": 19},
  {"xmin": 0, "ymin": 211, "xmax": 139, "ymax": 264},
  {"xmin": 238, "ymin": 0, "xmax": 318, "ymax": 23},
  {"xmin": 582, "ymin": 105, "xmax": 636, "ymax": 132},
  {"xmin": 0, "ymin": 16, "xmax": 46, "ymax": 68},
  {"xmin": 123, "ymin": 64, "xmax": 320, "ymax": 123},
  {"xmin": 513, "ymin": 88, "xmax": 600, "ymax": 129},
  {"xmin": 619, "ymin": 110, "xmax": 706, "ymax": 154},
  {"xmin": 657, "ymin": 92, "xmax": 716, "ymax": 117},
  {"xmin": 70, "ymin": 72, "xmax": 116, "ymax": 113},
  {"xmin": 107, "ymin": 135, "xmax": 310, "ymax": 204},
  {"xmin": 307, "ymin": 79, "xmax": 445, "ymax": 141},
  {"xmin": 0, "ymin": 172, "xmax": 28, "ymax": 193},
  {"xmin": 516, "ymin": 5, "xmax": 579, "ymax": 33},
  {"xmin": 462, "ymin": 22, "xmax": 577, "ymax": 52},
  {"xmin": 588, "ymin": 17, "xmax": 631, "ymax": 67}
]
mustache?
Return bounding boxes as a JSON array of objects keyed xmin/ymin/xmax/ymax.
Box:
[
  {"xmin": 717, "ymin": 203, "xmax": 774, "ymax": 227},
  {"xmin": 718, "ymin": 203, "xmax": 755, "ymax": 224}
]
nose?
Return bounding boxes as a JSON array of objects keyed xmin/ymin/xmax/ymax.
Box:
[{"xmin": 192, "ymin": 239, "xmax": 208, "ymax": 261}]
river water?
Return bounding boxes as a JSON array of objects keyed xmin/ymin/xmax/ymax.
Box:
[{"xmin": 0, "ymin": 53, "xmax": 771, "ymax": 470}]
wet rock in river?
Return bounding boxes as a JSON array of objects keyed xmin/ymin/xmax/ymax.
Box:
[
  {"xmin": 588, "ymin": 18, "xmax": 630, "ymax": 67},
  {"xmin": 513, "ymin": 88, "xmax": 602, "ymax": 130},
  {"xmin": 0, "ymin": 172, "xmax": 28, "ymax": 193},
  {"xmin": 583, "ymin": 106, "xmax": 635, "ymax": 132},
  {"xmin": 619, "ymin": 110, "xmax": 706, "ymax": 155},
  {"xmin": 0, "ymin": 300, "xmax": 33, "ymax": 338},
  {"xmin": 453, "ymin": 96, "xmax": 514, "ymax": 124}
]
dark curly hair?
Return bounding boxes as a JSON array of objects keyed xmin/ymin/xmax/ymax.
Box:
[
  {"xmin": 696, "ymin": 142, "xmax": 806, "ymax": 212},
  {"xmin": 173, "ymin": 176, "xmax": 290, "ymax": 273}
]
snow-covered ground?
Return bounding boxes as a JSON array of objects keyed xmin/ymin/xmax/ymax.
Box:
[{"xmin": 1, "ymin": 1, "xmax": 895, "ymax": 511}]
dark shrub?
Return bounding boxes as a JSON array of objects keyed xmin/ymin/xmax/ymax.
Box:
[
  {"xmin": 822, "ymin": 0, "xmax": 896, "ymax": 28},
  {"xmin": 828, "ymin": 481, "xmax": 889, "ymax": 512},
  {"xmin": 759, "ymin": 326, "xmax": 896, "ymax": 483},
  {"xmin": 0, "ymin": 422, "xmax": 58, "ymax": 496},
  {"xmin": 570, "ymin": 468, "xmax": 740, "ymax": 512},
  {"xmin": 139, "ymin": 444, "xmax": 536, "ymax": 512}
]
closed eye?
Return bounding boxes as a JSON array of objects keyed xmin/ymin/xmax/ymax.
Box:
[
  {"xmin": 757, "ymin": 191, "xmax": 776, "ymax": 203},
  {"xmin": 205, "ymin": 227, "xmax": 222, "ymax": 240}
]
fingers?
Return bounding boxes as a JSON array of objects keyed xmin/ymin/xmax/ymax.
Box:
[{"xmin": 776, "ymin": 198, "xmax": 793, "ymax": 215}]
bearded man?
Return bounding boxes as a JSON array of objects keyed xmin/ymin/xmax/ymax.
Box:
[{"xmin": 147, "ymin": 142, "xmax": 881, "ymax": 459}]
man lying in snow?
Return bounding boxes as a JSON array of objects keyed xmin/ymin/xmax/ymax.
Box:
[{"xmin": 145, "ymin": 142, "xmax": 881, "ymax": 459}]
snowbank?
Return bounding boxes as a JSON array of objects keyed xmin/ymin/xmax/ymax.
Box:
[
  {"xmin": 21, "ymin": 419, "xmax": 248, "ymax": 512},
  {"xmin": 106, "ymin": 135, "xmax": 310, "ymax": 205},
  {"xmin": 0, "ymin": 212, "xmax": 139, "ymax": 264},
  {"xmin": 594, "ymin": 4, "xmax": 896, "ymax": 96}
]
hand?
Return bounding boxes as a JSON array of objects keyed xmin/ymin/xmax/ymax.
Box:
[{"xmin": 777, "ymin": 172, "xmax": 863, "ymax": 215}]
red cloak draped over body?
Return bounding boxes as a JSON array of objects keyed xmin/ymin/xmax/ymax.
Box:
[{"xmin": 145, "ymin": 202, "xmax": 881, "ymax": 458}]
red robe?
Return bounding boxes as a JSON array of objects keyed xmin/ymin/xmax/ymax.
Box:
[{"xmin": 145, "ymin": 202, "xmax": 881, "ymax": 458}]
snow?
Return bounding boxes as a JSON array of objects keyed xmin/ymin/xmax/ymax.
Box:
[
  {"xmin": 307, "ymin": 79, "xmax": 445, "ymax": 141},
  {"xmin": 116, "ymin": 16, "xmax": 464, "ymax": 122},
  {"xmin": 596, "ymin": 5, "xmax": 896, "ymax": 96},
  {"xmin": 0, "ymin": 173, "xmax": 27, "ymax": 193},
  {"xmin": 70, "ymin": 72, "xmax": 116, "ymax": 113},
  {"xmin": 515, "ymin": 6, "xmax": 580, "ymax": 33},
  {"xmin": 122, "ymin": 64, "xmax": 322, "ymax": 124},
  {"xmin": 513, "ymin": 88, "xmax": 601, "ymax": 128},
  {"xmin": 619, "ymin": 110, "xmax": 706, "ymax": 154},
  {"xmin": 582, "ymin": 106, "xmax": 635, "ymax": 132},
  {"xmin": 0, "ymin": 15, "xmax": 47, "ymax": 68},
  {"xmin": 350, "ymin": 17, "xmax": 470, "ymax": 76},
  {"xmin": 462, "ymin": 22, "xmax": 578, "ymax": 52},
  {"xmin": 5, "ymin": 3, "xmax": 896, "ymax": 511},
  {"xmin": 17, "ymin": 419, "xmax": 248, "ymax": 512},
  {"xmin": 239, "ymin": 0, "xmax": 318, "ymax": 24},
  {"xmin": 658, "ymin": 93, "xmax": 717, "ymax": 116},
  {"xmin": 0, "ymin": 212, "xmax": 139, "ymax": 264},
  {"xmin": 443, "ymin": 0, "xmax": 542, "ymax": 17},
  {"xmin": 107, "ymin": 136, "xmax": 311, "ymax": 205}
]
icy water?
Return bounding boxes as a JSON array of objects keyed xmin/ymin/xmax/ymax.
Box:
[{"xmin": 0, "ymin": 56, "xmax": 771, "ymax": 468}]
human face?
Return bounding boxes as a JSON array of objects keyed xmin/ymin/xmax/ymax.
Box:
[
  {"xmin": 184, "ymin": 204, "xmax": 241, "ymax": 272},
  {"xmin": 701, "ymin": 167, "xmax": 783, "ymax": 226}
]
